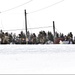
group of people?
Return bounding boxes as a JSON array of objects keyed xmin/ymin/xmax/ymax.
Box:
[{"xmin": 0, "ymin": 30, "xmax": 75, "ymax": 44}]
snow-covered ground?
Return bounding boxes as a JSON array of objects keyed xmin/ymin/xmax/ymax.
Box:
[{"xmin": 0, "ymin": 45, "xmax": 75, "ymax": 74}]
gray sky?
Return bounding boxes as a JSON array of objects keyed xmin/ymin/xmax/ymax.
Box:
[{"xmin": 0, "ymin": 0, "xmax": 75, "ymax": 36}]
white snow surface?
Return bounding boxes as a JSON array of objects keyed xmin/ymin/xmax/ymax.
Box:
[{"xmin": 0, "ymin": 45, "xmax": 75, "ymax": 74}]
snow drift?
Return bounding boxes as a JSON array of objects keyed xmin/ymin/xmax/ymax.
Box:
[{"xmin": 0, "ymin": 45, "xmax": 75, "ymax": 74}]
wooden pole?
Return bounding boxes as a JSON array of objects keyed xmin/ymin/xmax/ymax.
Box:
[
  {"xmin": 25, "ymin": 10, "xmax": 28, "ymax": 44},
  {"xmin": 25, "ymin": 10, "xmax": 27, "ymax": 36},
  {"xmin": 53, "ymin": 21, "xmax": 56, "ymax": 42}
]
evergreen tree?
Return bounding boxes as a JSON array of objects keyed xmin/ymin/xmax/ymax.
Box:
[{"xmin": 48, "ymin": 32, "xmax": 54, "ymax": 41}]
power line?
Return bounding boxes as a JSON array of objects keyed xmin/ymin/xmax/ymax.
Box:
[
  {"xmin": 0, "ymin": 0, "xmax": 33, "ymax": 14},
  {"xmin": 1, "ymin": 28, "xmax": 25, "ymax": 32},
  {"xmin": 27, "ymin": 0, "xmax": 64, "ymax": 14},
  {"xmin": 55, "ymin": 27, "xmax": 61, "ymax": 33},
  {"xmin": 2, "ymin": 26, "xmax": 52, "ymax": 31},
  {"xmin": 28, "ymin": 26, "xmax": 52, "ymax": 29}
]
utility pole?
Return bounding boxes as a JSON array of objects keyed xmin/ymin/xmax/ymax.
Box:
[
  {"xmin": 25, "ymin": 10, "xmax": 27, "ymax": 36},
  {"xmin": 53, "ymin": 21, "xmax": 56, "ymax": 42},
  {"xmin": 24, "ymin": 10, "xmax": 28, "ymax": 44}
]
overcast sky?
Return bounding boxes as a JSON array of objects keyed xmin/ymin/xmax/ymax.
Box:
[{"xmin": 0, "ymin": 0, "xmax": 75, "ymax": 36}]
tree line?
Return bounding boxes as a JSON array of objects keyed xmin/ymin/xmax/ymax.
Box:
[{"xmin": 0, "ymin": 30, "xmax": 75, "ymax": 44}]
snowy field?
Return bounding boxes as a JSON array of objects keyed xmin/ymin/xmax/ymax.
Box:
[{"xmin": 0, "ymin": 45, "xmax": 75, "ymax": 74}]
